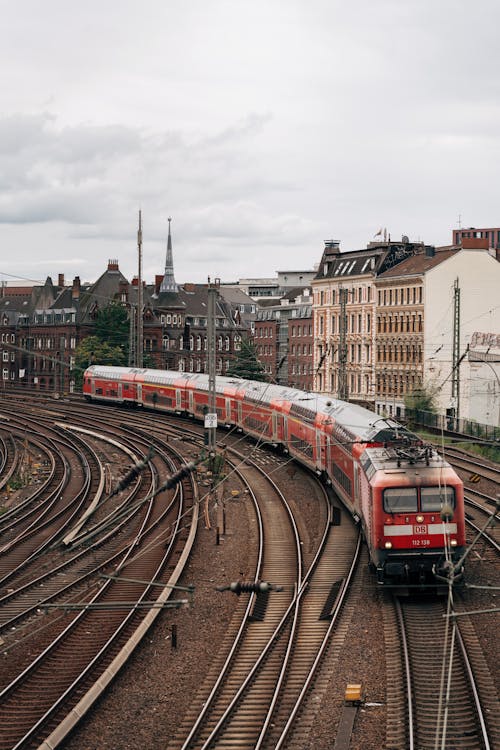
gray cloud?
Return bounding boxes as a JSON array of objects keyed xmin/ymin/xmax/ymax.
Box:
[{"xmin": 0, "ymin": 0, "xmax": 499, "ymax": 284}]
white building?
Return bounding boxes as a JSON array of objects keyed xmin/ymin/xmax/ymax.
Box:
[{"xmin": 380, "ymin": 247, "xmax": 500, "ymax": 426}]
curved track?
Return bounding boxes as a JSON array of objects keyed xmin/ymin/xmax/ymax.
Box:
[{"xmin": 0, "ymin": 403, "xmax": 201, "ymax": 750}]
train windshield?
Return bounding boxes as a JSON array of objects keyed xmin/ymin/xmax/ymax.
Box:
[
  {"xmin": 383, "ymin": 488, "xmax": 418, "ymax": 513},
  {"xmin": 421, "ymin": 486, "xmax": 455, "ymax": 511}
]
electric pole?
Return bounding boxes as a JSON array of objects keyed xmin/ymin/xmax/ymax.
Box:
[
  {"xmin": 206, "ymin": 278, "xmax": 220, "ymax": 452},
  {"xmin": 338, "ymin": 287, "xmax": 349, "ymax": 401},
  {"xmin": 136, "ymin": 210, "xmax": 144, "ymax": 369},
  {"xmin": 451, "ymin": 277, "xmax": 460, "ymax": 419}
]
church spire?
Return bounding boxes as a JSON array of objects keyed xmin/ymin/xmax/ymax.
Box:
[{"xmin": 160, "ymin": 216, "xmax": 178, "ymax": 293}]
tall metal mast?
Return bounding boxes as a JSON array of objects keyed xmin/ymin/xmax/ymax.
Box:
[
  {"xmin": 206, "ymin": 278, "xmax": 220, "ymax": 452},
  {"xmin": 338, "ymin": 287, "xmax": 349, "ymax": 400},
  {"xmin": 451, "ymin": 277, "xmax": 461, "ymax": 418},
  {"xmin": 136, "ymin": 210, "xmax": 144, "ymax": 368}
]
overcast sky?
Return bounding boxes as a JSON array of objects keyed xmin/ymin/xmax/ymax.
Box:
[{"xmin": 1, "ymin": 0, "xmax": 499, "ymax": 287}]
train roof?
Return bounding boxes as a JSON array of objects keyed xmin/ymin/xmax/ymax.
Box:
[
  {"xmin": 85, "ymin": 365, "xmax": 408, "ymax": 443},
  {"xmin": 362, "ymin": 446, "xmax": 450, "ymax": 473}
]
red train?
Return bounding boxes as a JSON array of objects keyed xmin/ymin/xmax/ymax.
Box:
[{"xmin": 83, "ymin": 366, "xmax": 466, "ymax": 587}]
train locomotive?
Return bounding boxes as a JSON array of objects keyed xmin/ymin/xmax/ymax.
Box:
[{"xmin": 83, "ymin": 365, "xmax": 466, "ymax": 587}]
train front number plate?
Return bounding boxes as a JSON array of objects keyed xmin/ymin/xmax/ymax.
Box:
[{"xmin": 414, "ymin": 525, "xmax": 428, "ymax": 534}]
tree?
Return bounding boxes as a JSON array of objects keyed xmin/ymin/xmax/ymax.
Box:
[
  {"xmin": 73, "ymin": 336, "xmax": 127, "ymax": 389},
  {"xmin": 404, "ymin": 384, "xmax": 437, "ymax": 414},
  {"xmin": 95, "ymin": 303, "xmax": 130, "ymax": 350},
  {"xmin": 404, "ymin": 383, "xmax": 438, "ymax": 429},
  {"xmin": 94, "ymin": 303, "xmax": 156, "ymax": 369},
  {"xmin": 226, "ymin": 338, "xmax": 267, "ymax": 382}
]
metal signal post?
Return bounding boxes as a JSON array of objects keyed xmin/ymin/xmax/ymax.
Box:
[{"xmin": 206, "ymin": 278, "xmax": 220, "ymax": 453}]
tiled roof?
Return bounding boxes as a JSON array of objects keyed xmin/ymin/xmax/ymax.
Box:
[
  {"xmin": 377, "ymin": 248, "xmax": 458, "ymax": 279},
  {"xmin": 314, "ymin": 242, "xmax": 433, "ymax": 281}
]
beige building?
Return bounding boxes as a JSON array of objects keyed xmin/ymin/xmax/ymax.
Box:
[
  {"xmin": 312, "ymin": 238, "xmax": 428, "ymax": 409},
  {"xmin": 312, "ymin": 238, "xmax": 500, "ymax": 425},
  {"xmin": 375, "ymin": 246, "xmax": 500, "ymax": 424}
]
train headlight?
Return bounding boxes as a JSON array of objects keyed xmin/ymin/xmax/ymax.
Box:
[
  {"xmin": 416, "ymin": 515, "xmax": 424, "ymax": 523},
  {"xmin": 384, "ymin": 541, "xmax": 393, "ymax": 549},
  {"xmin": 450, "ymin": 539, "xmax": 458, "ymax": 547}
]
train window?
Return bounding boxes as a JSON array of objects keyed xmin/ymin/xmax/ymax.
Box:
[
  {"xmin": 383, "ymin": 487, "xmax": 417, "ymax": 513},
  {"xmin": 421, "ymin": 486, "xmax": 455, "ymax": 511}
]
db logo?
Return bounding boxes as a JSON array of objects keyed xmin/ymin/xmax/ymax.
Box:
[{"xmin": 414, "ymin": 525, "xmax": 427, "ymax": 534}]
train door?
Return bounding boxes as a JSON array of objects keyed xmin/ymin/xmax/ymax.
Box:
[
  {"xmin": 117, "ymin": 383, "xmax": 123, "ymax": 400},
  {"xmin": 353, "ymin": 462, "xmax": 360, "ymax": 505},
  {"xmin": 225, "ymin": 398, "xmax": 231, "ymax": 424},
  {"xmin": 188, "ymin": 390, "xmax": 194, "ymax": 415},
  {"xmin": 317, "ymin": 430, "xmax": 328, "ymax": 472},
  {"xmin": 315, "ymin": 430, "xmax": 322, "ymax": 471},
  {"xmin": 237, "ymin": 401, "xmax": 242, "ymax": 427},
  {"xmin": 272, "ymin": 412, "xmax": 278, "ymax": 442},
  {"xmin": 137, "ymin": 384, "xmax": 142, "ymax": 405},
  {"xmin": 283, "ymin": 416, "xmax": 289, "ymax": 452},
  {"xmin": 175, "ymin": 389, "xmax": 182, "ymax": 411},
  {"xmin": 325, "ymin": 436, "xmax": 331, "ymax": 478}
]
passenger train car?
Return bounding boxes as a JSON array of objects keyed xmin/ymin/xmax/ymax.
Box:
[{"xmin": 83, "ymin": 365, "xmax": 466, "ymax": 586}]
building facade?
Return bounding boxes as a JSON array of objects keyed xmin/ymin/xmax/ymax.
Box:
[
  {"xmin": 254, "ymin": 288, "xmax": 313, "ymax": 389},
  {"xmin": 311, "ymin": 238, "xmax": 429, "ymax": 408},
  {"xmin": 452, "ymin": 225, "xmax": 500, "ymax": 255}
]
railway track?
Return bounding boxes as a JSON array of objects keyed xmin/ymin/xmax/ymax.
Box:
[
  {"xmin": 388, "ymin": 595, "xmax": 500, "ymax": 750},
  {"xmin": 166, "ymin": 448, "xmax": 361, "ymax": 750},
  {"xmin": 443, "ymin": 446, "xmax": 500, "ymax": 487},
  {"xmin": 0, "ymin": 417, "xmax": 200, "ymax": 749},
  {"xmin": 1, "ymin": 394, "xmax": 497, "ymax": 749}
]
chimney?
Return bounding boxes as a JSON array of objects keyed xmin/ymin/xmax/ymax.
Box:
[
  {"xmin": 118, "ymin": 280, "xmax": 128, "ymax": 300},
  {"xmin": 108, "ymin": 259, "xmax": 119, "ymax": 272},
  {"xmin": 155, "ymin": 275, "xmax": 164, "ymax": 295},
  {"xmin": 72, "ymin": 276, "xmax": 81, "ymax": 300},
  {"xmin": 324, "ymin": 240, "xmax": 341, "ymax": 255},
  {"xmin": 425, "ymin": 246, "xmax": 435, "ymax": 257},
  {"xmin": 58, "ymin": 273, "xmax": 65, "ymax": 287},
  {"xmin": 132, "ymin": 276, "xmax": 139, "ymax": 287}
]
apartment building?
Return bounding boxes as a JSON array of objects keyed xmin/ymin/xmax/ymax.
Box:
[
  {"xmin": 378, "ymin": 246, "xmax": 500, "ymax": 425},
  {"xmin": 254, "ymin": 287, "xmax": 313, "ymax": 389},
  {"xmin": 312, "ymin": 238, "xmax": 428, "ymax": 407}
]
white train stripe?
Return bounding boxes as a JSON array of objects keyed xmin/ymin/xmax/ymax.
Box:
[{"xmin": 384, "ymin": 523, "xmax": 457, "ymax": 536}]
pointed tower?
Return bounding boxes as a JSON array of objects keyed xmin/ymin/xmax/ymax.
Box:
[{"xmin": 160, "ymin": 216, "xmax": 179, "ymax": 293}]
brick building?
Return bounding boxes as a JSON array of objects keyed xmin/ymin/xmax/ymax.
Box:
[
  {"xmin": 1, "ymin": 225, "xmax": 253, "ymax": 390},
  {"xmin": 254, "ymin": 287, "xmax": 313, "ymax": 389}
]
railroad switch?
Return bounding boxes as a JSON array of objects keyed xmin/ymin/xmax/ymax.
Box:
[{"xmin": 333, "ymin": 684, "xmax": 364, "ymax": 750}]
